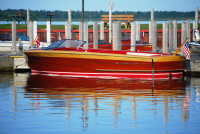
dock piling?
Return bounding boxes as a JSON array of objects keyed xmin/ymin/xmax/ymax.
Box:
[
  {"xmin": 33, "ymin": 21, "xmax": 37, "ymax": 39},
  {"xmin": 109, "ymin": 2, "xmax": 114, "ymax": 43},
  {"xmin": 181, "ymin": 22, "xmax": 187, "ymax": 55},
  {"xmin": 131, "ymin": 22, "xmax": 136, "ymax": 51},
  {"xmin": 12, "ymin": 21, "xmax": 16, "ymax": 54},
  {"xmin": 162, "ymin": 22, "xmax": 168, "ymax": 53},
  {"xmin": 47, "ymin": 21, "xmax": 51, "ymax": 42},
  {"xmin": 29, "ymin": 21, "xmax": 33, "ymax": 48},
  {"xmin": 27, "ymin": 9, "xmax": 30, "ymax": 37},
  {"xmin": 112, "ymin": 21, "xmax": 116, "ymax": 50},
  {"xmin": 152, "ymin": 21, "xmax": 157, "ymax": 52},
  {"xmin": 169, "ymin": 20, "xmax": 173, "ymax": 52},
  {"xmin": 100, "ymin": 21, "xmax": 104, "ymax": 41},
  {"xmin": 68, "ymin": 9, "xmax": 71, "ymax": 22},
  {"xmin": 173, "ymin": 20, "xmax": 177, "ymax": 50},
  {"xmin": 93, "ymin": 21, "xmax": 98, "ymax": 49},
  {"xmin": 65, "ymin": 21, "xmax": 71, "ymax": 39},
  {"xmin": 136, "ymin": 21, "xmax": 140, "ymax": 44},
  {"xmin": 149, "ymin": 21, "xmax": 153, "ymax": 46},
  {"xmin": 84, "ymin": 22, "xmax": 88, "ymax": 49},
  {"xmin": 186, "ymin": 20, "xmax": 190, "ymax": 43},
  {"xmin": 79, "ymin": 22, "xmax": 83, "ymax": 40},
  {"xmin": 151, "ymin": 8, "xmax": 154, "ymax": 21},
  {"xmin": 195, "ymin": 7, "xmax": 199, "ymax": 30},
  {"xmin": 116, "ymin": 21, "xmax": 121, "ymax": 50}
]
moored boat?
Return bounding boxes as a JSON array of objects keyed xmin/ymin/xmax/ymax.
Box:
[
  {"xmin": 190, "ymin": 30, "xmax": 200, "ymax": 52},
  {"xmin": 189, "ymin": 42, "xmax": 200, "ymax": 52},
  {"xmin": 23, "ymin": 39, "xmax": 186, "ymax": 79}
]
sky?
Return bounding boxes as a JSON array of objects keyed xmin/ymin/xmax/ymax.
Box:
[{"xmin": 0, "ymin": 0, "xmax": 199, "ymax": 12}]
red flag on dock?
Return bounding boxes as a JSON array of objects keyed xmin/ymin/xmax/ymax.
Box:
[{"xmin": 182, "ymin": 40, "xmax": 190, "ymax": 59}]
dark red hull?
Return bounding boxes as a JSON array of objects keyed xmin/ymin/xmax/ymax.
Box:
[{"xmin": 24, "ymin": 49, "xmax": 185, "ymax": 79}]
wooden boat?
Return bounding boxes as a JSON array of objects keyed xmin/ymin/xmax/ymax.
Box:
[
  {"xmin": 23, "ymin": 39, "xmax": 186, "ymax": 79},
  {"xmin": 88, "ymin": 40, "xmax": 152, "ymax": 51}
]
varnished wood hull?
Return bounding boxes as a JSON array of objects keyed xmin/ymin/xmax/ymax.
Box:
[{"xmin": 24, "ymin": 49, "xmax": 185, "ymax": 79}]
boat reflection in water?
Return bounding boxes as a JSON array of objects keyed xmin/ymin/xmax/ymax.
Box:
[
  {"xmin": 24, "ymin": 74, "xmax": 192, "ymax": 130},
  {"xmin": 25, "ymin": 74, "xmax": 186, "ymax": 98}
]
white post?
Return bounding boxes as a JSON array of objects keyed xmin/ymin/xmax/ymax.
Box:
[
  {"xmin": 193, "ymin": 21, "xmax": 197, "ymax": 41},
  {"xmin": 79, "ymin": 22, "xmax": 83, "ymax": 40},
  {"xmin": 93, "ymin": 21, "xmax": 98, "ymax": 49},
  {"xmin": 116, "ymin": 21, "xmax": 121, "ymax": 50},
  {"xmin": 47, "ymin": 21, "xmax": 51, "ymax": 43},
  {"xmin": 149, "ymin": 21, "xmax": 153, "ymax": 45},
  {"xmin": 29, "ymin": 21, "xmax": 33, "ymax": 47},
  {"xmin": 67, "ymin": 21, "xmax": 71, "ymax": 39},
  {"xmin": 112, "ymin": 21, "xmax": 116, "ymax": 50},
  {"xmin": 84, "ymin": 22, "xmax": 88, "ymax": 49},
  {"xmin": 186, "ymin": 20, "xmax": 190, "ymax": 42},
  {"xmin": 12, "ymin": 21, "xmax": 16, "ymax": 54},
  {"xmin": 169, "ymin": 20, "xmax": 173, "ymax": 52},
  {"xmin": 162, "ymin": 22, "xmax": 168, "ymax": 53},
  {"xmin": 68, "ymin": 9, "xmax": 71, "ymax": 23},
  {"xmin": 33, "ymin": 21, "xmax": 37, "ymax": 39},
  {"xmin": 136, "ymin": 21, "xmax": 140, "ymax": 43},
  {"xmin": 27, "ymin": 9, "xmax": 30, "ymax": 37},
  {"xmin": 131, "ymin": 22, "xmax": 136, "ymax": 51},
  {"xmin": 100, "ymin": 21, "xmax": 104, "ymax": 41},
  {"xmin": 181, "ymin": 22, "xmax": 187, "ymax": 43},
  {"xmin": 181, "ymin": 22, "xmax": 186, "ymax": 55},
  {"xmin": 109, "ymin": 2, "xmax": 114, "ymax": 43},
  {"xmin": 65, "ymin": 21, "xmax": 71, "ymax": 39},
  {"xmin": 173, "ymin": 20, "xmax": 177, "ymax": 50},
  {"xmin": 195, "ymin": 7, "xmax": 199, "ymax": 30},
  {"xmin": 65, "ymin": 22, "xmax": 67, "ymax": 39},
  {"xmin": 152, "ymin": 21, "xmax": 157, "ymax": 52},
  {"xmin": 151, "ymin": 8, "xmax": 154, "ymax": 21}
]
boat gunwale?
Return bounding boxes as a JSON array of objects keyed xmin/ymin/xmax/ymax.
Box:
[{"xmin": 24, "ymin": 49, "xmax": 186, "ymax": 62}]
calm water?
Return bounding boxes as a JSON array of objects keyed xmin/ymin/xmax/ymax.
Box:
[{"xmin": 0, "ymin": 72, "xmax": 200, "ymax": 134}]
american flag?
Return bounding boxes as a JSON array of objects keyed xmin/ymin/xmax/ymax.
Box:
[
  {"xmin": 182, "ymin": 40, "xmax": 190, "ymax": 59},
  {"xmin": 35, "ymin": 37, "xmax": 40, "ymax": 48}
]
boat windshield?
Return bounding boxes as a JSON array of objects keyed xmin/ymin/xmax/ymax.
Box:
[
  {"xmin": 16, "ymin": 33, "xmax": 29, "ymax": 41},
  {"xmin": 46, "ymin": 39, "xmax": 86, "ymax": 50}
]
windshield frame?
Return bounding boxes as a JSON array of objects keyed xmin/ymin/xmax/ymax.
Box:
[{"xmin": 45, "ymin": 39, "xmax": 86, "ymax": 50}]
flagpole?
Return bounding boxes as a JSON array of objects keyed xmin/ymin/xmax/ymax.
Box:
[{"xmin": 30, "ymin": 35, "xmax": 38, "ymax": 47}]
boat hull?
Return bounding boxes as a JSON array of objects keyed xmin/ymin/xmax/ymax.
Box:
[{"xmin": 24, "ymin": 49, "xmax": 185, "ymax": 79}]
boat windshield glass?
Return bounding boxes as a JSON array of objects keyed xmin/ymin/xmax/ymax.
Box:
[
  {"xmin": 46, "ymin": 39, "xmax": 86, "ymax": 50},
  {"xmin": 16, "ymin": 33, "xmax": 29, "ymax": 41}
]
